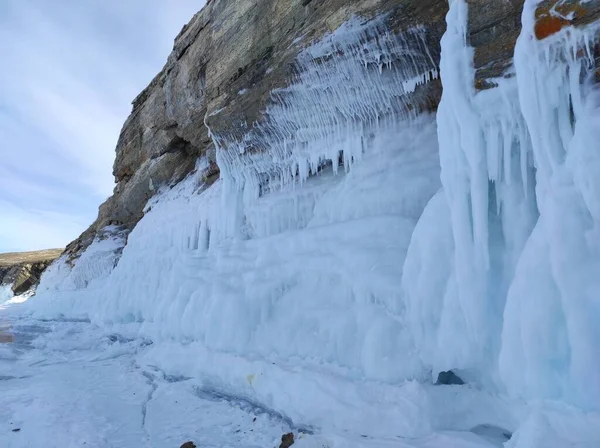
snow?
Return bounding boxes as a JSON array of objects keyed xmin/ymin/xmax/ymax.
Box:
[
  {"xmin": 31, "ymin": 115, "xmax": 441, "ymax": 388},
  {"xmin": 3, "ymin": 3, "xmax": 600, "ymax": 447},
  {"xmin": 0, "ymin": 285, "xmax": 14, "ymax": 305},
  {"xmin": 1, "ymin": 309, "xmax": 528, "ymax": 448}
]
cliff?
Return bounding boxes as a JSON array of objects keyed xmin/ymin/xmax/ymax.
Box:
[
  {"xmin": 66, "ymin": 0, "xmax": 448, "ymax": 259},
  {"xmin": 0, "ymin": 249, "xmax": 63, "ymax": 295},
  {"xmin": 62, "ymin": 0, "xmax": 600, "ymax": 257},
  {"xmin": 65, "ymin": 0, "xmax": 552, "ymax": 259}
]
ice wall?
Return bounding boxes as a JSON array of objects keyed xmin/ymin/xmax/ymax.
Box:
[
  {"xmin": 35, "ymin": 116, "xmax": 440, "ymax": 383},
  {"xmin": 403, "ymin": 0, "xmax": 600, "ymax": 408},
  {"xmin": 213, "ymin": 16, "xmax": 439, "ymax": 239},
  {"xmin": 403, "ymin": 0, "xmax": 538, "ymax": 385},
  {"xmin": 33, "ymin": 17, "xmax": 442, "ymax": 387},
  {"xmin": 501, "ymin": 1, "xmax": 600, "ymax": 408}
]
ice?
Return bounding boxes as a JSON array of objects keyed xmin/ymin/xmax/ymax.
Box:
[
  {"xmin": 38, "ymin": 226, "xmax": 126, "ymax": 293},
  {"xmin": 0, "ymin": 285, "xmax": 13, "ymax": 305},
  {"xmin": 8, "ymin": 2, "xmax": 600, "ymax": 446},
  {"xmin": 403, "ymin": 0, "xmax": 537, "ymax": 383},
  {"xmin": 213, "ymin": 15, "xmax": 439, "ymax": 220},
  {"xmin": 499, "ymin": 1, "xmax": 600, "ymax": 409},
  {"xmin": 403, "ymin": 0, "xmax": 600, "ymax": 412},
  {"xmin": 0, "ymin": 315, "xmax": 295, "ymax": 448},
  {"xmin": 33, "ymin": 116, "xmax": 441, "ymax": 389}
]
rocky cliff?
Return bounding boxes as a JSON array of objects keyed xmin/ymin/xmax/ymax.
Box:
[
  {"xmin": 66, "ymin": 0, "xmax": 600, "ymax": 259},
  {"xmin": 67, "ymin": 0, "xmax": 451, "ymax": 258},
  {"xmin": 0, "ymin": 249, "xmax": 63, "ymax": 295}
]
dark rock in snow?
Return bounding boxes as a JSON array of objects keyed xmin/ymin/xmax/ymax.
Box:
[
  {"xmin": 435, "ymin": 370, "xmax": 465, "ymax": 386},
  {"xmin": 280, "ymin": 432, "xmax": 294, "ymax": 448},
  {"xmin": 180, "ymin": 442, "xmax": 196, "ymax": 448}
]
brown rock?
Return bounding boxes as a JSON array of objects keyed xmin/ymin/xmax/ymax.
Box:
[
  {"xmin": 64, "ymin": 0, "xmax": 600, "ymax": 259},
  {"xmin": 534, "ymin": 0, "xmax": 600, "ymax": 40},
  {"xmin": 468, "ymin": 0, "xmax": 600, "ymax": 89},
  {"xmin": 468, "ymin": 0, "xmax": 525, "ymax": 89},
  {"xmin": 180, "ymin": 442, "xmax": 196, "ymax": 448},
  {"xmin": 279, "ymin": 432, "xmax": 294, "ymax": 448}
]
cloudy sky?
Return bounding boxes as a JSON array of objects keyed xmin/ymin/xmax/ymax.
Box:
[{"xmin": 0, "ymin": 0, "xmax": 204, "ymax": 253}]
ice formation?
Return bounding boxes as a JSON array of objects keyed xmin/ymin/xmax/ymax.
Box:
[
  {"xmin": 404, "ymin": 0, "xmax": 600, "ymax": 408},
  {"xmin": 38, "ymin": 226, "xmax": 126, "ymax": 293},
  {"xmin": 403, "ymin": 0, "xmax": 539, "ymax": 386},
  {"xmin": 0, "ymin": 285, "xmax": 13, "ymax": 305},
  {"xmin": 213, "ymin": 16, "xmax": 439, "ymax": 238},
  {"xmin": 23, "ymin": 1, "xmax": 600, "ymax": 444},
  {"xmin": 501, "ymin": 1, "xmax": 600, "ymax": 408}
]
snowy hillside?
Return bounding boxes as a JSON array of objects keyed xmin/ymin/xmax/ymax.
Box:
[{"xmin": 3, "ymin": 0, "xmax": 600, "ymax": 446}]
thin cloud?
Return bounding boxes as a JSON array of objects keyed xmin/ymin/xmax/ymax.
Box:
[{"xmin": 0, "ymin": 0, "xmax": 205, "ymax": 252}]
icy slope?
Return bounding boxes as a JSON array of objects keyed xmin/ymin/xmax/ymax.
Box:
[{"xmin": 0, "ymin": 286, "xmax": 12, "ymax": 305}]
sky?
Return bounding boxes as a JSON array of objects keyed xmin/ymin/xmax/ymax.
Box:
[{"xmin": 0, "ymin": 0, "xmax": 205, "ymax": 253}]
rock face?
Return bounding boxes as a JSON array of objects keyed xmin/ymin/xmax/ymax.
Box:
[
  {"xmin": 468, "ymin": 0, "xmax": 525, "ymax": 89},
  {"xmin": 67, "ymin": 0, "xmax": 449, "ymax": 258},
  {"xmin": 0, "ymin": 249, "xmax": 63, "ymax": 295},
  {"xmin": 67, "ymin": 0, "xmax": 600, "ymax": 259},
  {"xmin": 534, "ymin": 0, "xmax": 600, "ymax": 39}
]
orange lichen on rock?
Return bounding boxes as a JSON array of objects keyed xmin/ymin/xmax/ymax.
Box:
[
  {"xmin": 535, "ymin": 15, "xmax": 570, "ymax": 39},
  {"xmin": 534, "ymin": 1, "xmax": 586, "ymax": 40}
]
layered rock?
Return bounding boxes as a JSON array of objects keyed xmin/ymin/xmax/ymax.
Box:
[
  {"xmin": 0, "ymin": 249, "xmax": 62, "ymax": 295},
  {"xmin": 468, "ymin": 0, "xmax": 525, "ymax": 89},
  {"xmin": 469, "ymin": 0, "xmax": 600, "ymax": 89},
  {"xmin": 66, "ymin": 0, "xmax": 450, "ymax": 259},
  {"xmin": 66, "ymin": 0, "xmax": 600, "ymax": 259}
]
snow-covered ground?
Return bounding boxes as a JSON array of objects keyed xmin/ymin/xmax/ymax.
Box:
[
  {"xmin": 3, "ymin": 303, "xmax": 600, "ymax": 447},
  {"xmin": 0, "ymin": 307, "xmax": 294, "ymax": 448},
  {"xmin": 0, "ymin": 305, "xmax": 522, "ymax": 448}
]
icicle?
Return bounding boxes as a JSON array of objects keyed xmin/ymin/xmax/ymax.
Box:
[{"xmin": 209, "ymin": 16, "xmax": 439, "ymax": 213}]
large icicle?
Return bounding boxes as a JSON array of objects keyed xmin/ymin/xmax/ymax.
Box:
[
  {"xmin": 404, "ymin": 0, "xmax": 600, "ymax": 408},
  {"xmin": 500, "ymin": 0, "xmax": 600, "ymax": 409},
  {"xmin": 403, "ymin": 0, "xmax": 537, "ymax": 381}
]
